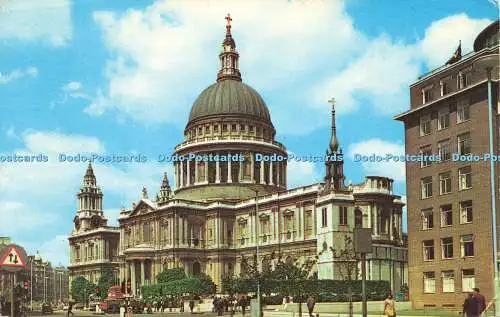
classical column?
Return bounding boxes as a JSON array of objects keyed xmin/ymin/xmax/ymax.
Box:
[
  {"xmin": 227, "ymin": 157, "xmax": 232, "ymax": 183},
  {"xmin": 216, "ymin": 154, "xmax": 221, "ymax": 183},
  {"xmin": 399, "ymin": 213, "xmax": 403, "ymax": 241},
  {"xmin": 184, "ymin": 217, "xmax": 189, "ymax": 246},
  {"xmin": 269, "ymin": 162, "xmax": 274, "ymax": 185},
  {"xmin": 260, "ymin": 161, "xmax": 265, "ymax": 184},
  {"xmin": 180, "ymin": 161, "xmax": 184, "ymax": 188},
  {"xmin": 131, "ymin": 261, "xmax": 136, "ymax": 295},
  {"xmin": 247, "ymin": 215, "xmax": 252, "ymax": 245},
  {"xmin": 374, "ymin": 204, "xmax": 379, "ymax": 236},
  {"xmin": 204, "ymin": 161, "xmax": 209, "ymax": 183},
  {"xmin": 179, "ymin": 216, "xmax": 184, "ymax": 246},
  {"xmin": 389, "ymin": 210, "xmax": 394, "ymax": 240},
  {"xmin": 250, "ymin": 154, "xmax": 255, "ymax": 183},
  {"xmin": 270, "ymin": 210, "xmax": 275, "ymax": 241},
  {"xmin": 194, "ymin": 160, "xmax": 199, "ymax": 184},
  {"xmin": 187, "ymin": 160, "xmax": 191, "ymax": 186},
  {"xmin": 140, "ymin": 260, "xmax": 145, "ymax": 286},
  {"xmin": 276, "ymin": 162, "xmax": 280, "ymax": 187}
]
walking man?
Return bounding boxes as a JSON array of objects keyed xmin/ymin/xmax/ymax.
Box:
[
  {"xmin": 473, "ymin": 288, "xmax": 486, "ymax": 316},
  {"xmin": 306, "ymin": 295, "xmax": 316, "ymax": 317},
  {"xmin": 67, "ymin": 301, "xmax": 74, "ymax": 316},
  {"xmin": 463, "ymin": 293, "xmax": 479, "ymax": 317}
]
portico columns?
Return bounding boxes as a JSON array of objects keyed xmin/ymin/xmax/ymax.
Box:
[
  {"xmin": 131, "ymin": 261, "xmax": 136, "ymax": 295},
  {"xmin": 269, "ymin": 162, "xmax": 274, "ymax": 185},
  {"xmin": 194, "ymin": 161, "xmax": 198, "ymax": 184},
  {"xmin": 389, "ymin": 209, "xmax": 394, "ymax": 240},
  {"xmin": 187, "ymin": 160, "xmax": 191, "ymax": 186},
  {"xmin": 140, "ymin": 261, "xmax": 145, "ymax": 287},
  {"xmin": 204, "ymin": 161, "xmax": 209, "ymax": 183},
  {"xmin": 180, "ymin": 161, "xmax": 184, "ymax": 188},
  {"xmin": 250, "ymin": 154, "xmax": 255, "ymax": 183}
]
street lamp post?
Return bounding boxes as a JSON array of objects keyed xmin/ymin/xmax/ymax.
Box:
[
  {"xmin": 253, "ymin": 189, "xmax": 262, "ymax": 317},
  {"xmin": 30, "ymin": 258, "xmax": 33, "ymax": 311},
  {"xmin": 474, "ymin": 53, "xmax": 499, "ymax": 316}
]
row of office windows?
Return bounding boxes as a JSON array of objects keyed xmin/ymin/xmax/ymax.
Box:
[
  {"xmin": 421, "ymin": 200, "xmax": 473, "ymax": 230},
  {"xmin": 422, "ymin": 235, "xmax": 474, "ymax": 261},
  {"xmin": 420, "ymin": 166, "xmax": 472, "ymax": 199},
  {"xmin": 421, "ymin": 71, "xmax": 472, "ymax": 105},
  {"xmin": 419, "ymin": 102, "xmax": 470, "ymax": 136},
  {"xmin": 422, "ymin": 269, "xmax": 475, "ymax": 294},
  {"xmin": 420, "ymin": 132, "xmax": 471, "ymax": 167}
]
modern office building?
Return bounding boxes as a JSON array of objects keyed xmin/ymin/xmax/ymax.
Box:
[{"xmin": 395, "ymin": 21, "xmax": 499, "ymax": 309}]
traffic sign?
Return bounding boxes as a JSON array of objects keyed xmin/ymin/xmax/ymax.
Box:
[{"xmin": 0, "ymin": 244, "xmax": 28, "ymax": 272}]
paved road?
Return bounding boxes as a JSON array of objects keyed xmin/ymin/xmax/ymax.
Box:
[{"xmin": 27, "ymin": 311, "xmax": 238, "ymax": 317}]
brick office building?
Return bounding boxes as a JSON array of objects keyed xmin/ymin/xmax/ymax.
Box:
[{"xmin": 395, "ymin": 21, "xmax": 499, "ymax": 309}]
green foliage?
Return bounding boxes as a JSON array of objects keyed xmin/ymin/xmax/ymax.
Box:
[
  {"xmin": 97, "ymin": 270, "xmax": 117, "ymax": 300},
  {"xmin": 315, "ymin": 280, "xmax": 391, "ymax": 302},
  {"xmin": 141, "ymin": 284, "xmax": 163, "ymax": 302},
  {"xmin": 329, "ymin": 234, "xmax": 359, "ymax": 281},
  {"xmin": 141, "ymin": 274, "xmax": 214, "ymax": 299},
  {"xmin": 71, "ymin": 276, "xmax": 95, "ymax": 305},
  {"xmin": 156, "ymin": 268, "xmax": 187, "ymax": 284}
]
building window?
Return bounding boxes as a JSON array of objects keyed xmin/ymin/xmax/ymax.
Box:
[
  {"xmin": 421, "ymin": 176, "xmax": 433, "ymax": 199},
  {"xmin": 198, "ymin": 127, "xmax": 203, "ymax": 135},
  {"xmin": 458, "ymin": 166, "xmax": 472, "ymax": 190},
  {"xmin": 249, "ymin": 125, "xmax": 255, "ymax": 133},
  {"xmin": 420, "ymin": 146, "xmax": 432, "ymax": 168},
  {"xmin": 339, "ymin": 206, "xmax": 348, "ymax": 226},
  {"xmin": 240, "ymin": 124, "xmax": 245, "ymax": 132},
  {"xmin": 222, "ymin": 124, "xmax": 228, "ymax": 132},
  {"xmin": 440, "ymin": 81, "xmax": 449, "ymax": 96},
  {"xmin": 214, "ymin": 125, "xmax": 219, "ymax": 133},
  {"xmin": 423, "ymin": 272, "xmax": 436, "ymax": 293},
  {"xmin": 458, "ymin": 72, "xmax": 471, "ymax": 90},
  {"xmin": 438, "ymin": 107, "xmax": 450, "ymax": 130},
  {"xmin": 423, "ymin": 240, "xmax": 435, "ymax": 261},
  {"xmin": 420, "ymin": 115, "xmax": 432, "ymax": 136},
  {"xmin": 438, "ymin": 139, "xmax": 451, "ymax": 162},
  {"xmin": 457, "ymin": 102, "xmax": 471, "ymax": 123},
  {"xmin": 422, "ymin": 209, "xmax": 434, "ymax": 230},
  {"xmin": 457, "ymin": 133, "xmax": 471, "ymax": 155},
  {"xmin": 440, "ymin": 204, "xmax": 453, "ymax": 227},
  {"xmin": 422, "ymin": 88, "xmax": 433, "ymax": 104},
  {"xmin": 321, "ymin": 208, "xmax": 327, "ymax": 228},
  {"xmin": 441, "ymin": 237, "xmax": 453, "ymax": 259},
  {"xmin": 205, "ymin": 125, "xmax": 210, "ymax": 134},
  {"xmin": 143, "ymin": 223, "xmax": 151, "ymax": 243},
  {"xmin": 461, "ymin": 235, "xmax": 474, "ymax": 257},
  {"xmin": 462, "ymin": 269, "xmax": 475, "ymax": 292},
  {"xmin": 460, "ymin": 201, "xmax": 473, "ymax": 224},
  {"xmin": 442, "ymin": 271, "xmax": 455, "ymax": 293},
  {"xmin": 439, "ymin": 172, "xmax": 452, "ymax": 195}
]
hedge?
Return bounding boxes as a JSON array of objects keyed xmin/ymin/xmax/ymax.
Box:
[{"xmin": 141, "ymin": 277, "xmax": 214, "ymax": 300}]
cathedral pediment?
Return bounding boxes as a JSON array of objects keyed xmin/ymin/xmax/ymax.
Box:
[{"xmin": 128, "ymin": 199, "xmax": 156, "ymax": 217}]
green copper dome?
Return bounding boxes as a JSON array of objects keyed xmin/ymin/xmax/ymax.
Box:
[{"xmin": 188, "ymin": 79, "xmax": 272, "ymax": 123}]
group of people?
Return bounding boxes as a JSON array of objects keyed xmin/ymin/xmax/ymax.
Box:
[{"xmin": 212, "ymin": 295, "xmax": 249, "ymax": 316}]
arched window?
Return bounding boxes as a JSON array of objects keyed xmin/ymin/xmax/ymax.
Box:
[{"xmin": 192, "ymin": 261, "xmax": 201, "ymax": 276}]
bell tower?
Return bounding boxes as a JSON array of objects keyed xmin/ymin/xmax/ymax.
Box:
[{"xmin": 216, "ymin": 14, "xmax": 242, "ymax": 82}]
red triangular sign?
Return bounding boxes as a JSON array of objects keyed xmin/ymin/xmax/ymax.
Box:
[{"xmin": 0, "ymin": 246, "xmax": 25, "ymax": 267}]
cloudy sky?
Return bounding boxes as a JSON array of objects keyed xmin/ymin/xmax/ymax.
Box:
[{"xmin": 0, "ymin": 0, "xmax": 496, "ymax": 266}]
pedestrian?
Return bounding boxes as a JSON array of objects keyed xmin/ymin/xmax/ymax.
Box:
[
  {"xmin": 383, "ymin": 294, "xmax": 396, "ymax": 317},
  {"xmin": 463, "ymin": 293, "xmax": 479, "ymax": 317},
  {"xmin": 306, "ymin": 295, "xmax": 316, "ymax": 317},
  {"xmin": 473, "ymin": 288, "xmax": 487, "ymax": 315},
  {"xmin": 241, "ymin": 296, "xmax": 247, "ymax": 316},
  {"xmin": 67, "ymin": 301, "xmax": 74, "ymax": 316},
  {"xmin": 189, "ymin": 298, "xmax": 195, "ymax": 313}
]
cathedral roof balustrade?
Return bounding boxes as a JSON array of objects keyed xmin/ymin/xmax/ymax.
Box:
[
  {"xmin": 316, "ymin": 191, "xmax": 355, "ymax": 204},
  {"xmin": 69, "ymin": 226, "xmax": 120, "ymax": 239},
  {"xmin": 174, "ymin": 135, "xmax": 286, "ymax": 151}
]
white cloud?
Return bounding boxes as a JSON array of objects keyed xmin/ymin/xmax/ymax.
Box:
[
  {"xmin": 286, "ymin": 153, "xmax": 321, "ymax": 188},
  {"xmin": 0, "ymin": 0, "xmax": 72, "ymax": 46},
  {"xmin": 62, "ymin": 81, "xmax": 82, "ymax": 92},
  {"xmin": 87, "ymin": 0, "xmax": 364, "ymax": 132},
  {"xmin": 0, "ymin": 66, "xmax": 38, "ymax": 84},
  {"xmin": 6, "ymin": 125, "xmax": 18, "ymax": 139},
  {"xmin": 347, "ymin": 138, "xmax": 406, "ymax": 182},
  {"xmin": 420, "ymin": 14, "xmax": 491, "ymax": 68},
  {"xmin": 0, "ymin": 130, "xmax": 174, "ymax": 264}
]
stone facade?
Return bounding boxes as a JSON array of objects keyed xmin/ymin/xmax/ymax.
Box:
[{"xmin": 68, "ymin": 17, "xmax": 408, "ymax": 297}]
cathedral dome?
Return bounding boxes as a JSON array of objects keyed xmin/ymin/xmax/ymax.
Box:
[{"xmin": 188, "ymin": 79, "xmax": 271, "ymax": 124}]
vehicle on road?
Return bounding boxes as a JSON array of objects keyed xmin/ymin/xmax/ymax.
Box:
[{"xmin": 41, "ymin": 302, "xmax": 53, "ymax": 315}]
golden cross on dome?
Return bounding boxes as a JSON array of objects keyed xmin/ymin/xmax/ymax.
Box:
[{"xmin": 225, "ymin": 13, "xmax": 232, "ymax": 27}]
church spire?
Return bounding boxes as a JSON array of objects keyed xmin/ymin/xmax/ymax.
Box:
[
  {"xmin": 157, "ymin": 172, "xmax": 172, "ymax": 204},
  {"xmin": 324, "ymin": 98, "xmax": 345, "ymax": 192},
  {"xmin": 328, "ymin": 98, "xmax": 339, "ymax": 152},
  {"xmin": 83, "ymin": 162, "xmax": 96, "ymax": 186},
  {"xmin": 216, "ymin": 14, "xmax": 242, "ymax": 82}
]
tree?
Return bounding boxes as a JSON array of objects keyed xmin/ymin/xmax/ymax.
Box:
[
  {"xmin": 157, "ymin": 268, "xmax": 186, "ymax": 284},
  {"xmin": 71, "ymin": 277, "xmax": 95, "ymax": 306},
  {"xmin": 331, "ymin": 234, "xmax": 359, "ymax": 281},
  {"xmin": 97, "ymin": 270, "xmax": 117, "ymax": 300}
]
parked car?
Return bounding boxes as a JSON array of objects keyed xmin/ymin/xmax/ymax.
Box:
[{"xmin": 41, "ymin": 303, "xmax": 53, "ymax": 314}]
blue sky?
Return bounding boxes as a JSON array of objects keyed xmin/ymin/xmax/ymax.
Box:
[{"xmin": 0, "ymin": 0, "xmax": 497, "ymax": 266}]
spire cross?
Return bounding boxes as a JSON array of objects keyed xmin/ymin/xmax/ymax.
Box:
[
  {"xmin": 327, "ymin": 97, "xmax": 336, "ymax": 110},
  {"xmin": 225, "ymin": 13, "xmax": 232, "ymax": 27}
]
